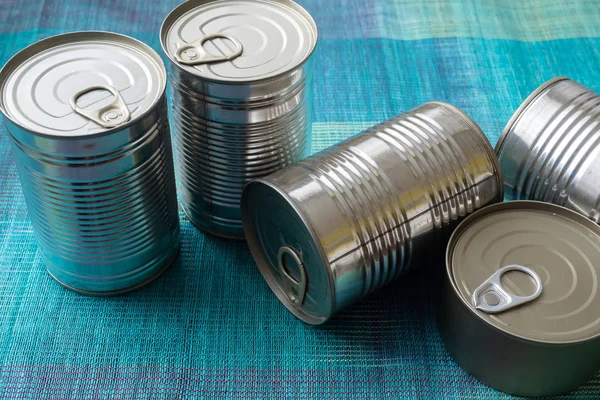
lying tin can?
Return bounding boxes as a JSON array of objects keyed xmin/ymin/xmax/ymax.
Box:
[
  {"xmin": 439, "ymin": 201, "xmax": 600, "ymax": 397},
  {"xmin": 497, "ymin": 77, "xmax": 600, "ymax": 222},
  {"xmin": 0, "ymin": 32, "xmax": 180, "ymax": 294},
  {"xmin": 242, "ymin": 102, "xmax": 503, "ymax": 324},
  {"xmin": 160, "ymin": 0, "xmax": 317, "ymax": 240}
]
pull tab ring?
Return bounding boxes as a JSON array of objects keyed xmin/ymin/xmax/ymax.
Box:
[
  {"xmin": 175, "ymin": 33, "xmax": 243, "ymax": 66},
  {"xmin": 472, "ymin": 265, "xmax": 543, "ymax": 314},
  {"xmin": 70, "ymin": 85, "xmax": 131, "ymax": 129},
  {"xmin": 278, "ymin": 246, "xmax": 307, "ymax": 306}
]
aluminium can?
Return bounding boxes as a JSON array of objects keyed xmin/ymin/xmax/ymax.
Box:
[
  {"xmin": 241, "ymin": 102, "xmax": 504, "ymax": 324},
  {"xmin": 439, "ymin": 201, "xmax": 600, "ymax": 397},
  {"xmin": 160, "ymin": 0, "xmax": 318, "ymax": 240},
  {"xmin": 497, "ymin": 77, "xmax": 600, "ymax": 222},
  {"xmin": 0, "ymin": 32, "xmax": 181, "ymax": 294}
]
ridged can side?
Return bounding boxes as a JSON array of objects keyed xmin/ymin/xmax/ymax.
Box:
[
  {"xmin": 498, "ymin": 77, "xmax": 600, "ymax": 223},
  {"xmin": 7, "ymin": 101, "xmax": 180, "ymax": 293},
  {"xmin": 0, "ymin": 32, "xmax": 181, "ymax": 294},
  {"xmin": 242, "ymin": 102, "xmax": 503, "ymax": 324},
  {"xmin": 169, "ymin": 67, "xmax": 313, "ymax": 239},
  {"xmin": 161, "ymin": 0, "xmax": 318, "ymax": 240}
]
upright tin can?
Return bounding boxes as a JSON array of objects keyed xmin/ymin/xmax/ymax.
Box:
[
  {"xmin": 440, "ymin": 201, "xmax": 600, "ymax": 397},
  {"xmin": 242, "ymin": 102, "xmax": 504, "ymax": 324},
  {"xmin": 160, "ymin": 0, "xmax": 318, "ymax": 240},
  {"xmin": 497, "ymin": 77, "xmax": 600, "ymax": 222},
  {"xmin": 0, "ymin": 32, "xmax": 180, "ymax": 294}
]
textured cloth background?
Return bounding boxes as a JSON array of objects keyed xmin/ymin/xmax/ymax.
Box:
[{"xmin": 1, "ymin": 0, "xmax": 600, "ymax": 398}]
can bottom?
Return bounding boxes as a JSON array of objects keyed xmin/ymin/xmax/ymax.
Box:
[
  {"xmin": 241, "ymin": 180, "xmax": 335, "ymax": 325},
  {"xmin": 182, "ymin": 206, "xmax": 246, "ymax": 241},
  {"xmin": 46, "ymin": 248, "xmax": 181, "ymax": 296}
]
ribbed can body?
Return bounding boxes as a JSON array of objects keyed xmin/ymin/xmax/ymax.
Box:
[
  {"xmin": 170, "ymin": 62, "xmax": 313, "ymax": 239},
  {"xmin": 497, "ymin": 77, "xmax": 600, "ymax": 223},
  {"xmin": 242, "ymin": 102, "xmax": 504, "ymax": 324},
  {"xmin": 5, "ymin": 98, "xmax": 181, "ymax": 294}
]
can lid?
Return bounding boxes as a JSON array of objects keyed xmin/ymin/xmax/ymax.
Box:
[
  {"xmin": 448, "ymin": 201, "xmax": 600, "ymax": 343},
  {"xmin": 161, "ymin": 0, "xmax": 318, "ymax": 83},
  {"xmin": 0, "ymin": 32, "xmax": 166, "ymax": 137},
  {"xmin": 241, "ymin": 180, "xmax": 334, "ymax": 325}
]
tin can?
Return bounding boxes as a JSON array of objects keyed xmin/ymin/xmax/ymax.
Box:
[
  {"xmin": 439, "ymin": 201, "xmax": 600, "ymax": 397},
  {"xmin": 497, "ymin": 77, "xmax": 600, "ymax": 222},
  {"xmin": 0, "ymin": 32, "xmax": 180, "ymax": 294},
  {"xmin": 242, "ymin": 102, "xmax": 503, "ymax": 324},
  {"xmin": 160, "ymin": 0, "xmax": 318, "ymax": 240}
]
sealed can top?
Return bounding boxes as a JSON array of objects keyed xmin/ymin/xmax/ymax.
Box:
[
  {"xmin": 161, "ymin": 0, "xmax": 318, "ymax": 83},
  {"xmin": 448, "ymin": 201, "xmax": 600, "ymax": 343},
  {"xmin": 242, "ymin": 180, "xmax": 334, "ymax": 325},
  {"xmin": 0, "ymin": 31, "xmax": 166, "ymax": 137}
]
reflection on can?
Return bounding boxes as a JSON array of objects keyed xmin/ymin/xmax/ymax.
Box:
[
  {"xmin": 440, "ymin": 201, "xmax": 600, "ymax": 397},
  {"xmin": 161, "ymin": 0, "xmax": 318, "ymax": 239},
  {"xmin": 242, "ymin": 102, "xmax": 503, "ymax": 324},
  {"xmin": 497, "ymin": 77, "xmax": 600, "ymax": 222},
  {"xmin": 0, "ymin": 32, "xmax": 180, "ymax": 294}
]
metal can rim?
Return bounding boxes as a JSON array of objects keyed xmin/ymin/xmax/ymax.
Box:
[
  {"xmin": 159, "ymin": 0, "xmax": 318, "ymax": 85},
  {"xmin": 495, "ymin": 76, "xmax": 570, "ymax": 155},
  {"xmin": 0, "ymin": 31, "xmax": 168, "ymax": 140},
  {"xmin": 46, "ymin": 247, "xmax": 180, "ymax": 296},
  {"xmin": 445, "ymin": 200, "xmax": 600, "ymax": 345},
  {"xmin": 426, "ymin": 101, "xmax": 505, "ymax": 201},
  {"xmin": 241, "ymin": 178, "xmax": 335, "ymax": 325}
]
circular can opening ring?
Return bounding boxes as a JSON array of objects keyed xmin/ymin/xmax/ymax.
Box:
[
  {"xmin": 277, "ymin": 246, "xmax": 307, "ymax": 306},
  {"xmin": 175, "ymin": 33, "xmax": 243, "ymax": 66},
  {"xmin": 472, "ymin": 265, "xmax": 543, "ymax": 314},
  {"xmin": 70, "ymin": 84, "xmax": 131, "ymax": 129}
]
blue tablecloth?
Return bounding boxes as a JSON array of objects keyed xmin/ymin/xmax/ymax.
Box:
[{"xmin": 1, "ymin": 0, "xmax": 600, "ymax": 398}]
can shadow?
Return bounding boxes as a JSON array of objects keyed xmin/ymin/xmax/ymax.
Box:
[
  {"xmin": 81, "ymin": 226, "xmax": 260, "ymax": 319},
  {"xmin": 298, "ymin": 263, "xmax": 451, "ymax": 393},
  {"xmin": 80, "ymin": 224, "xmax": 447, "ymax": 370},
  {"xmin": 314, "ymin": 260, "xmax": 447, "ymax": 359}
]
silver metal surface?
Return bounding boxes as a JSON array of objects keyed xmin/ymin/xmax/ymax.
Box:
[
  {"xmin": 440, "ymin": 201, "xmax": 600, "ymax": 397},
  {"xmin": 162, "ymin": 0, "xmax": 317, "ymax": 82},
  {"xmin": 472, "ymin": 265, "xmax": 543, "ymax": 314},
  {"xmin": 242, "ymin": 102, "xmax": 504, "ymax": 324},
  {"xmin": 174, "ymin": 33, "xmax": 244, "ymax": 66},
  {"xmin": 277, "ymin": 245, "xmax": 307, "ymax": 306},
  {"xmin": 0, "ymin": 32, "xmax": 180, "ymax": 294},
  {"xmin": 497, "ymin": 77, "xmax": 600, "ymax": 223},
  {"xmin": 1, "ymin": 31, "xmax": 166, "ymax": 137},
  {"xmin": 161, "ymin": 0, "xmax": 317, "ymax": 239},
  {"xmin": 70, "ymin": 85, "xmax": 131, "ymax": 128}
]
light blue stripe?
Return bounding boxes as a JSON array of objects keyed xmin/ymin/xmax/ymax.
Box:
[{"xmin": 3, "ymin": 1, "xmax": 600, "ymax": 41}]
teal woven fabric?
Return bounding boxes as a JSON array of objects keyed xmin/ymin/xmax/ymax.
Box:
[{"xmin": 1, "ymin": 0, "xmax": 600, "ymax": 398}]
